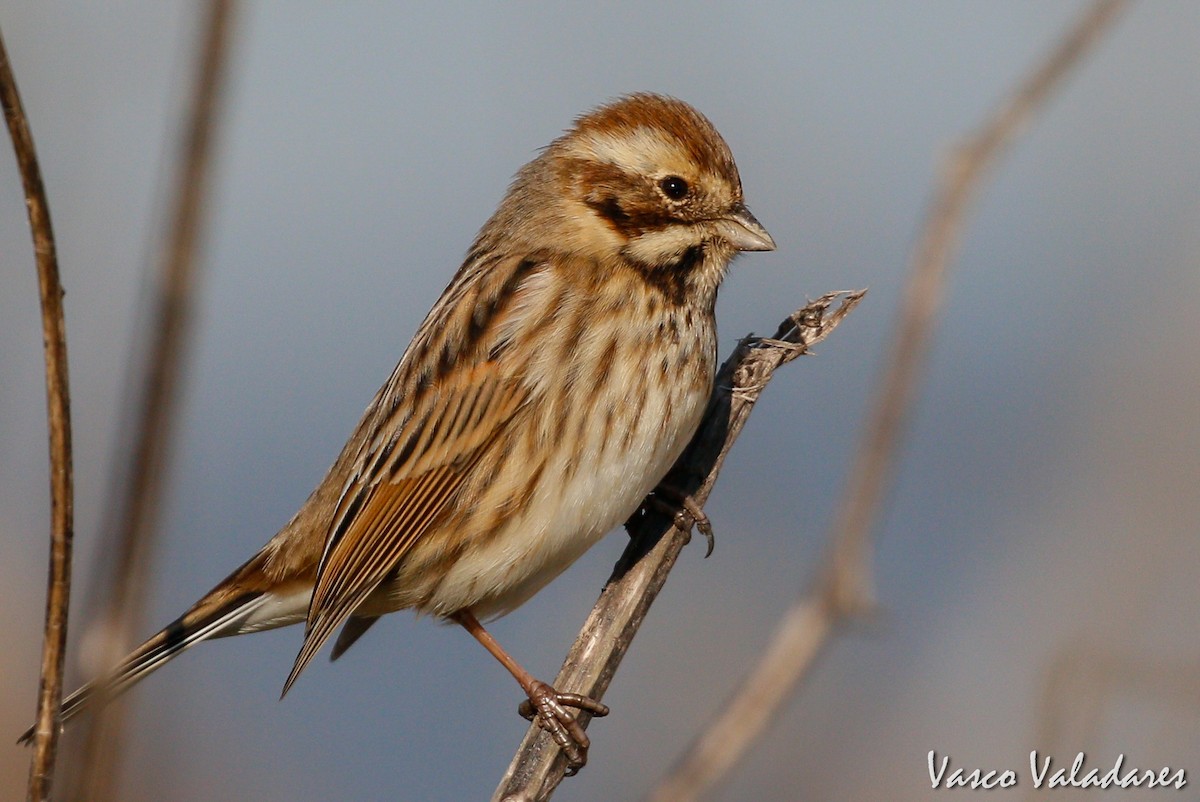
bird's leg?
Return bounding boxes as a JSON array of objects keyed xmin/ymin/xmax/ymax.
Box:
[
  {"xmin": 646, "ymin": 484, "xmax": 715, "ymax": 557},
  {"xmin": 453, "ymin": 610, "xmax": 609, "ymax": 774}
]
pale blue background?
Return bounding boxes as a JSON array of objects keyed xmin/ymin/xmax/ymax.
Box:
[{"xmin": 2, "ymin": 3, "xmax": 1197, "ymax": 800}]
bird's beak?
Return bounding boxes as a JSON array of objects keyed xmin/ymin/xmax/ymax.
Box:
[{"xmin": 715, "ymin": 204, "xmax": 776, "ymax": 252}]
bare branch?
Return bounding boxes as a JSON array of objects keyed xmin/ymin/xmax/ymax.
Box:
[
  {"xmin": 62, "ymin": 3, "xmax": 237, "ymax": 799},
  {"xmin": 1035, "ymin": 641, "xmax": 1200, "ymax": 756},
  {"xmin": 650, "ymin": 2, "xmax": 1131, "ymax": 800},
  {"xmin": 493, "ymin": 290, "xmax": 866, "ymax": 801},
  {"xmin": 0, "ymin": 24, "xmax": 75, "ymax": 802}
]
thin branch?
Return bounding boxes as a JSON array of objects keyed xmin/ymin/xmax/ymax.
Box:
[
  {"xmin": 0, "ymin": 25, "xmax": 75, "ymax": 802},
  {"xmin": 493, "ymin": 290, "xmax": 866, "ymax": 801},
  {"xmin": 63, "ymin": 3, "xmax": 237, "ymax": 799},
  {"xmin": 649, "ymin": 2, "xmax": 1131, "ymax": 800}
]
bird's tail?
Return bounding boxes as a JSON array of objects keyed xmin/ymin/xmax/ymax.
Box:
[{"xmin": 18, "ymin": 553, "xmax": 306, "ymax": 745}]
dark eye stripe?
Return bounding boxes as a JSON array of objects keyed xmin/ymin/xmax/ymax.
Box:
[{"xmin": 590, "ymin": 196, "xmax": 631, "ymax": 227}]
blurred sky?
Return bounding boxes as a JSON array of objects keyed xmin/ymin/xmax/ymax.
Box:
[{"xmin": 1, "ymin": 2, "xmax": 1198, "ymax": 800}]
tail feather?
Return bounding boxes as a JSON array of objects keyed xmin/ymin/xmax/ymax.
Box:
[
  {"xmin": 330, "ymin": 614, "xmax": 381, "ymax": 661},
  {"xmin": 17, "ymin": 590, "xmax": 269, "ymax": 746}
]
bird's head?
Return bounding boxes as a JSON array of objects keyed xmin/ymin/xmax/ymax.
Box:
[{"xmin": 493, "ymin": 94, "xmax": 774, "ymax": 301}]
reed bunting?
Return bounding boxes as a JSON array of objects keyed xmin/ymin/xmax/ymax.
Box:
[{"xmin": 23, "ymin": 93, "xmax": 774, "ymax": 770}]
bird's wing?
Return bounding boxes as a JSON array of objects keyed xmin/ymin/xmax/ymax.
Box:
[{"xmin": 283, "ymin": 361, "xmax": 528, "ymax": 694}]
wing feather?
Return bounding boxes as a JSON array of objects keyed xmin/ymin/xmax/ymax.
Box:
[{"xmin": 282, "ymin": 366, "xmax": 527, "ymax": 694}]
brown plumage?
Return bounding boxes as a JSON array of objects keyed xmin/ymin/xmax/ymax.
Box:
[{"xmin": 22, "ymin": 93, "xmax": 774, "ymax": 771}]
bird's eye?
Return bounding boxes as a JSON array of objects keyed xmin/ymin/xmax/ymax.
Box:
[{"xmin": 659, "ymin": 175, "xmax": 689, "ymax": 201}]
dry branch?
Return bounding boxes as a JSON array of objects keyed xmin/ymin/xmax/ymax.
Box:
[
  {"xmin": 0, "ymin": 25, "xmax": 75, "ymax": 802},
  {"xmin": 649, "ymin": 2, "xmax": 1131, "ymax": 800},
  {"xmin": 63, "ymin": 3, "xmax": 237, "ymax": 799},
  {"xmin": 493, "ymin": 290, "xmax": 865, "ymax": 801}
]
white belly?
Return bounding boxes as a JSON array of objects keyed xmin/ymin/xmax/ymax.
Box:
[{"xmin": 426, "ymin": 367, "xmax": 711, "ymax": 620}]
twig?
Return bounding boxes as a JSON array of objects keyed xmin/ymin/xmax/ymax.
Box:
[
  {"xmin": 0, "ymin": 25, "xmax": 75, "ymax": 802},
  {"xmin": 62, "ymin": 3, "xmax": 237, "ymax": 800},
  {"xmin": 649, "ymin": 2, "xmax": 1131, "ymax": 800},
  {"xmin": 1032, "ymin": 639, "xmax": 1200, "ymax": 802},
  {"xmin": 493, "ymin": 290, "xmax": 866, "ymax": 801}
]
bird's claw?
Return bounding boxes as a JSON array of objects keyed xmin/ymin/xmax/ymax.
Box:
[
  {"xmin": 647, "ymin": 487, "xmax": 715, "ymax": 557},
  {"xmin": 517, "ymin": 680, "xmax": 609, "ymax": 774}
]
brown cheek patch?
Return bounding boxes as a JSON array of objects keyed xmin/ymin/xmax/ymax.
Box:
[
  {"xmin": 573, "ymin": 159, "xmax": 676, "ymax": 240},
  {"xmin": 586, "ymin": 195, "xmax": 677, "ymax": 241},
  {"xmin": 589, "ymin": 195, "xmax": 631, "ymax": 229}
]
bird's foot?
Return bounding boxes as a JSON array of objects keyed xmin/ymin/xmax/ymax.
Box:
[
  {"xmin": 648, "ymin": 485, "xmax": 715, "ymax": 557},
  {"xmin": 517, "ymin": 680, "xmax": 609, "ymax": 774}
]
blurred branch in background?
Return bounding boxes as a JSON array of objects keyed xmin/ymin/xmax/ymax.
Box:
[
  {"xmin": 1030, "ymin": 640, "xmax": 1200, "ymax": 802},
  {"xmin": 60, "ymin": 3, "xmax": 237, "ymax": 800},
  {"xmin": 0, "ymin": 24, "xmax": 75, "ymax": 802},
  {"xmin": 494, "ymin": 290, "xmax": 866, "ymax": 801},
  {"xmin": 649, "ymin": 1, "xmax": 1131, "ymax": 800}
]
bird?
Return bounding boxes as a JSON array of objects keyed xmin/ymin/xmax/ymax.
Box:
[{"xmin": 21, "ymin": 93, "xmax": 774, "ymax": 771}]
